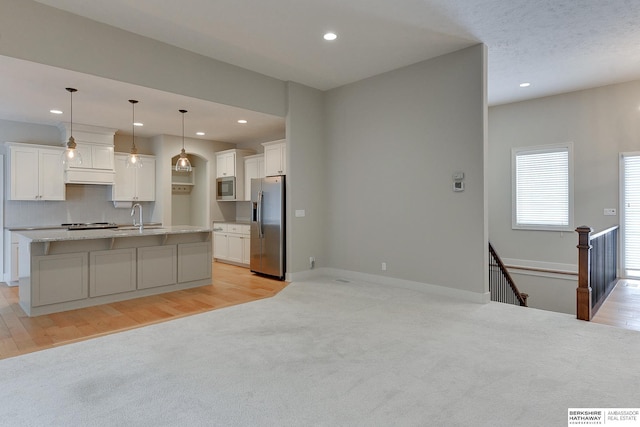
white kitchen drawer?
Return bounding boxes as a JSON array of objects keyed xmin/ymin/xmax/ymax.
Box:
[
  {"xmin": 228, "ymin": 224, "xmax": 250, "ymax": 234},
  {"xmin": 212, "ymin": 223, "xmax": 228, "ymax": 232}
]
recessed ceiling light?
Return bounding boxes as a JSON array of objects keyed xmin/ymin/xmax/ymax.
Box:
[
  {"xmin": 50, "ymin": 109, "xmax": 63, "ymax": 114},
  {"xmin": 519, "ymin": 82, "xmax": 531, "ymax": 88},
  {"xmin": 323, "ymin": 32, "xmax": 337, "ymax": 41},
  {"xmin": 196, "ymin": 132, "xmax": 205, "ymax": 136},
  {"xmin": 237, "ymin": 119, "xmax": 248, "ymax": 124},
  {"xmin": 133, "ymin": 122, "xmax": 143, "ymax": 127}
]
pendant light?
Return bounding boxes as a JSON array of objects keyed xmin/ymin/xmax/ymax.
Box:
[
  {"xmin": 175, "ymin": 109, "xmax": 192, "ymax": 172},
  {"xmin": 126, "ymin": 99, "xmax": 143, "ymax": 168},
  {"xmin": 61, "ymin": 87, "xmax": 83, "ymax": 167}
]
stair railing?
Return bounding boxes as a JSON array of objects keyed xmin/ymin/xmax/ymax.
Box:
[
  {"xmin": 576, "ymin": 225, "xmax": 618, "ymax": 321},
  {"xmin": 488, "ymin": 243, "xmax": 528, "ymax": 307}
]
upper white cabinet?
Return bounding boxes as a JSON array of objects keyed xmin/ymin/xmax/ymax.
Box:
[
  {"xmin": 6, "ymin": 143, "xmax": 65, "ymax": 201},
  {"xmin": 216, "ymin": 151, "xmax": 236, "ymax": 178},
  {"xmin": 110, "ymin": 153, "xmax": 156, "ymax": 201},
  {"xmin": 262, "ymin": 140, "xmax": 287, "ymax": 176},
  {"xmin": 215, "ymin": 149, "xmax": 255, "ymax": 201},
  {"xmin": 74, "ymin": 143, "xmax": 114, "ymax": 170},
  {"xmin": 216, "ymin": 149, "xmax": 255, "ymax": 178},
  {"xmin": 244, "ymin": 154, "xmax": 265, "ymax": 201},
  {"xmin": 59, "ymin": 123, "xmax": 116, "ymax": 185}
]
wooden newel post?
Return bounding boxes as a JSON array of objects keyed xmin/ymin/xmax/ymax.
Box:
[{"xmin": 576, "ymin": 226, "xmax": 593, "ymax": 321}]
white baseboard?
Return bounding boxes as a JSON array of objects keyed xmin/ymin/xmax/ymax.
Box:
[{"xmin": 289, "ymin": 267, "xmax": 490, "ymax": 304}]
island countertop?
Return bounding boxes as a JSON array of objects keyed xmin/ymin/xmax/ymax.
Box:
[{"xmin": 15, "ymin": 225, "xmax": 211, "ymax": 242}]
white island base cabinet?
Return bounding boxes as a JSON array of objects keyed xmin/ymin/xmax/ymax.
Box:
[{"xmin": 17, "ymin": 227, "xmax": 212, "ymax": 316}]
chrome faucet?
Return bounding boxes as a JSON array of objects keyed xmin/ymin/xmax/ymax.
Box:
[{"xmin": 131, "ymin": 203, "xmax": 143, "ymax": 231}]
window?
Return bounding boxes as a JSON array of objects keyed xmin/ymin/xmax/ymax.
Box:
[{"xmin": 512, "ymin": 143, "xmax": 573, "ymax": 231}]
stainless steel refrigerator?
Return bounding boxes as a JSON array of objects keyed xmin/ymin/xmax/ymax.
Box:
[{"xmin": 250, "ymin": 175, "xmax": 285, "ymax": 280}]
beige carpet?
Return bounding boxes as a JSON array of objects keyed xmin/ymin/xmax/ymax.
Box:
[{"xmin": 1, "ymin": 276, "xmax": 638, "ymax": 426}]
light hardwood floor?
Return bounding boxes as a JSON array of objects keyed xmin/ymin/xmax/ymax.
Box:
[
  {"xmin": 592, "ymin": 279, "xmax": 640, "ymax": 332},
  {"xmin": 0, "ymin": 262, "xmax": 288, "ymax": 360}
]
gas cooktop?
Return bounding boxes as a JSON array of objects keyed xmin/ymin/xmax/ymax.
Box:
[{"xmin": 62, "ymin": 222, "xmax": 118, "ymax": 230}]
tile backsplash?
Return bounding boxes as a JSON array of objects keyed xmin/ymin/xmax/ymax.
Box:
[{"xmin": 4, "ymin": 184, "xmax": 154, "ymax": 227}]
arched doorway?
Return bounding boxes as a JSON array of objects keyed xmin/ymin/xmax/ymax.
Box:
[{"xmin": 170, "ymin": 153, "xmax": 208, "ymax": 227}]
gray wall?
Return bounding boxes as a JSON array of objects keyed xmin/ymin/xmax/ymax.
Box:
[
  {"xmin": 286, "ymin": 83, "xmax": 327, "ymax": 275},
  {"xmin": 0, "ymin": 119, "xmax": 61, "ymax": 145},
  {"xmin": 0, "ymin": 0, "xmax": 286, "ymax": 117},
  {"xmin": 2, "ymin": 0, "xmax": 491, "ymax": 299},
  {"xmin": 488, "ymin": 79, "xmax": 640, "ymax": 313},
  {"xmin": 489, "ymin": 80, "xmax": 640, "ymax": 266},
  {"xmin": 324, "ymin": 45, "xmax": 488, "ymax": 295}
]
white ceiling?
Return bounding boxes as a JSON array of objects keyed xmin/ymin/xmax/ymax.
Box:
[{"xmin": 5, "ymin": 0, "xmax": 640, "ymax": 142}]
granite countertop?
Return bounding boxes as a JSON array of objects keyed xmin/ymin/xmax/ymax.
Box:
[
  {"xmin": 14, "ymin": 225, "xmax": 211, "ymax": 242},
  {"xmin": 212, "ymin": 220, "xmax": 251, "ymax": 225},
  {"xmin": 6, "ymin": 223, "xmax": 163, "ymax": 231}
]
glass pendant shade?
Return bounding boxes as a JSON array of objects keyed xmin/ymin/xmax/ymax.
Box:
[
  {"xmin": 176, "ymin": 148, "xmax": 192, "ymax": 172},
  {"xmin": 126, "ymin": 99, "xmax": 143, "ymax": 168},
  {"xmin": 61, "ymin": 87, "xmax": 83, "ymax": 167},
  {"xmin": 175, "ymin": 109, "xmax": 192, "ymax": 172}
]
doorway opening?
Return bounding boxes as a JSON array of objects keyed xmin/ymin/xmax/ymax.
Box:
[
  {"xmin": 171, "ymin": 153, "xmax": 208, "ymax": 227},
  {"xmin": 621, "ymin": 152, "xmax": 640, "ymax": 278}
]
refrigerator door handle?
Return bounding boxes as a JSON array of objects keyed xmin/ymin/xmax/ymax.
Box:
[{"xmin": 257, "ymin": 190, "xmax": 264, "ymax": 238}]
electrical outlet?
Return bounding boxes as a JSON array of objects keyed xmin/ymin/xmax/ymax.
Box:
[
  {"xmin": 309, "ymin": 256, "xmax": 315, "ymax": 269},
  {"xmin": 381, "ymin": 262, "xmax": 387, "ymax": 271},
  {"xmin": 604, "ymin": 208, "xmax": 617, "ymax": 216}
]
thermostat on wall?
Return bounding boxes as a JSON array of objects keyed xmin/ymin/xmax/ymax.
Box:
[{"xmin": 453, "ymin": 181, "xmax": 464, "ymax": 192}]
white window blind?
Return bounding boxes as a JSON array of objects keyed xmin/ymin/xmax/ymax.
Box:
[
  {"xmin": 512, "ymin": 144, "xmax": 573, "ymax": 230},
  {"xmin": 622, "ymin": 154, "xmax": 640, "ymax": 274}
]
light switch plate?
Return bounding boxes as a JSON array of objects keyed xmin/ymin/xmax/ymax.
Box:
[
  {"xmin": 295, "ymin": 209, "xmax": 306, "ymax": 217},
  {"xmin": 604, "ymin": 208, "xmax": 617, "ymax": 216}
]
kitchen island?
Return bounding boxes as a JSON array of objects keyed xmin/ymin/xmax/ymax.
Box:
[{"xmin": 16, "ymin": 226, "xmax": 212, "ymax": 316}]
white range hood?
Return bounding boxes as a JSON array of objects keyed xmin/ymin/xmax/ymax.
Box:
[{"xmin": 58, "ymin": 123, "xmax": 117, "ymax": 185}]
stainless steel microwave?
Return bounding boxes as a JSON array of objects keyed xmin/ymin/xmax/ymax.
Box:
[{"xmin": 216, "ymin": 176, "xmax": 236, "ymax": 200}]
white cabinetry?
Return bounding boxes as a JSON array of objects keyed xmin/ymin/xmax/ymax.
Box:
[
  {"xmin": 216, "ymin": 151, "xmax": 236, "ymax": 177},
  {"xmin": 74, "ymin": 143, "xmax": 114, "ymax": 170},
  {"xmin": 111, "ymin": 154, "xmax": 156, "ymax": 201},
  {"xmin": 4, "ymin": 230, "xmax": 20, "ymax": 284},
  {"xmin": 215, "ymin": 149, "xmax": 255, "ymax": 201},
  {"xmin": 262, "ymin": 140, "xmax": 286, "ymax": 176},
  {"xmin": 59, "ymin": 124, "xmax": 117, "ymax": 184},
  {"xmin": 6, "ymin": 143, "xmax": 65, "ymax": 201},
  {"xmin": 212, "ymin": 222, "xmax": 250, "ymax": 267},
  {"xmin": 213, "ymin": 223, "xmax": 229, "ymax": 260},
  {"xmin": 244, "ymin": 154, "xmax": 265, "ymax": 201}
]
